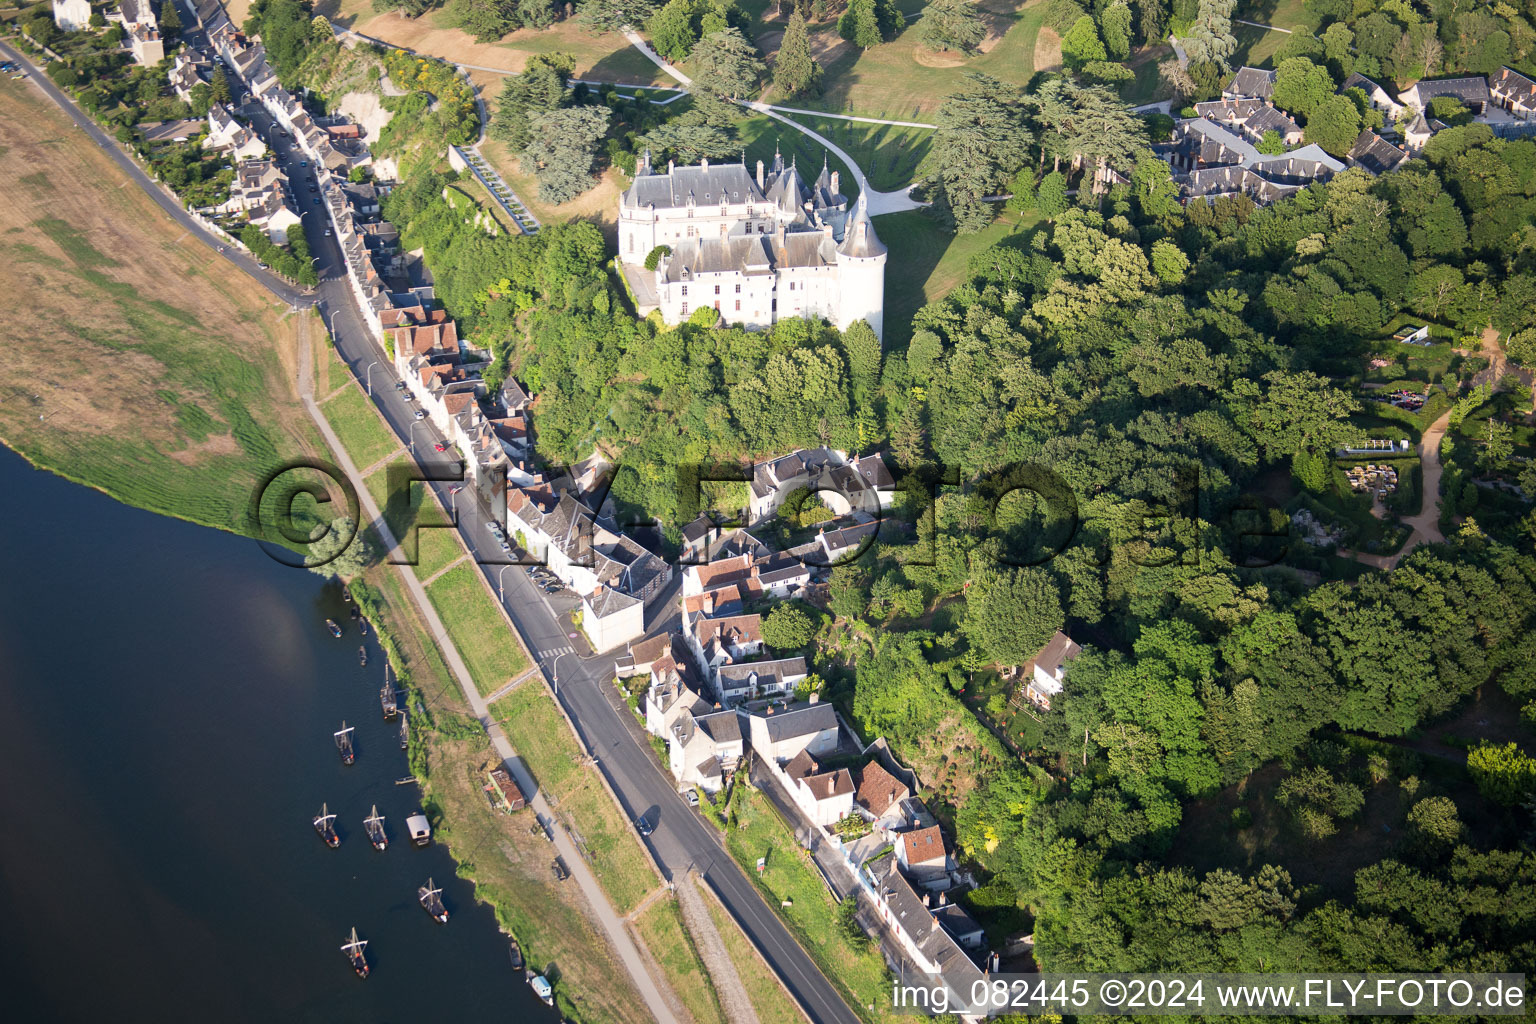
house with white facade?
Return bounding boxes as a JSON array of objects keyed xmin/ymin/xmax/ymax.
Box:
[
  {"xmin": 52, "ymin": 0, "xmax": 92, "ymax": 33},
  {"xmin": 715, "ymin": 656, "xmax": 807, "ymax": 705},
  {"xmin": 119, "ymin": 0, "xmax": 164, "ymax": 65},
  {"xmin": 853, "ymin": 758, "xmax": 912, "ymax": 826},
  {"xmin": 863, "ymin": 853, "xmax": 987, "ymax": 1014},
  {"xmin": 1399, "ymin": 76, "xmax": 1492, "ymax": 116},
  {"xmin": 168, "ymin": 51, "xmax": 211, "ymax": 102},
  {"xmin": 1023, "ymin": 631, "xmax": 1081, "ymax": 711},
  {"xmin": 784, "ymin": 749, "xmax": 854, "ymax": 827},
  {"xmin": 1224, "ymin": 66, "xmax": 1277, "ymax": 102},
  {"xmin": 204, "ymin": 104, "xmax": 267, "ymax": 160},
  {"xmin": 1490, "ymin": 66, "xmax": 1536, "ymax": 119},
  {"xmin": 684, "ymin": 610, "xmax": 764, "ymax": 675},
  {"xmin": 618, "ymin": 150, "xmax": 887, "ymax": 339},
  {"xmin": 668, "ymin": 708, "xmax": 743, "ymax": 794},
  {"xmin": 747, "ymin": 448, "xmax": 893, "ymax": 524},
  {"xmin": 746, "ymin": 701, "xmax": 839, "ymax": 764},
  {"xmin": 897, "ymin": 824, "xmax": 954, "ymax": 889}
]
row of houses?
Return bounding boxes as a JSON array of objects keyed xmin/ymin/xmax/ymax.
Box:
[{"xmin": 1163, "ymin": 63, "xmax": 1536, "ymax": 206}]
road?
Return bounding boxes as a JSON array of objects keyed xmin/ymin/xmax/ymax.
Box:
[{"xmin": 171, "ymin": 6, "xmax": 864, "ymax": 1023}]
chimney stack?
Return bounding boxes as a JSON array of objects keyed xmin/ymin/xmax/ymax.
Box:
[
  {"xmin": 701, "ymin": 157, "xmax": 709, "ymax": 170},
  {"xmin": 756, "ymin": 159, "xmax": 764, "ymax": 189},
  {"xmin": 808, "ymin": 691, "xmax": 819, "ymax": 704},
  {"xmin": 668, "ymin": 159, "xmax": 675, "ymax": 175},
  {"xmin": 830, "ymin": 170, "xmax": 839, "ymax": 196}
]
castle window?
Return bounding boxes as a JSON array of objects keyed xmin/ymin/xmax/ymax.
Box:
[
  {"xmin": 714, "ymin": 285, "xmax": 720, "ymax": 295},
  {"xmin": 735, "ymin": 300, "xmax": 741, "ymax": 311},
  {"xmin": 681, "ymin": 303, "xmax": 689, "ymax": 315},
  {"xmin": 788, "ymin": 282, "xmax": 795, "ymax": 291},
  {"xmin": 681, "ymin": 285, "xmax": 688, "ymax": 297},
  {"xmin": 735, "ymin": 284, "xmax": 741, "ymax": 294}
]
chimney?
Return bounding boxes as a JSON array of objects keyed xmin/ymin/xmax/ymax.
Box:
[
  {"xmin": 701, "ymin": 157, "xmax": 709, "ymax": 170},
  {"xmin": 756, "ymin": 159, "xmax": 764, "ymax": 189},
  {"xmin": 830, "ymin": 170, "xmax": 839, "ymax": 195},
  {"xmin": 808, "ymin": 692, "xmax": 819, "ymax": 704},
  {"xmin": 668, "ymin": 159, "xmax": 675, "ymax": 175}
]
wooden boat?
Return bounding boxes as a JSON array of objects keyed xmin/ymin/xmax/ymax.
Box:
[
  {"xmin": 358, "ymin": 618, "xmax": 369, "ymax": 637},
  {"xmin": 530, "ymin": 975, "xmax": 553, "ymax": 1005},
  {"xmin": 358, "ymin": 646, "xmax": 368, "ymax": 667},
  {"xmin": 325, "ymin": 618, "xmax": 342, "ymax": 638},
  {"xmin": 418, "ymin": 878, "xmax": 449, "ymax": 924},
  {"xmin": 335, "ymin": 722, "xmax": 356, "ymax": 766},
  {"xmin": 364, "ymin": 805, "xmax": 387, "ymax": 851},
  {"xmin": 380, "ymin": 682, "xmax": 397, "ymax": 720},
  {"xmin": 398, "ymin": 712, "xmax": 409, "ymax": 750},
  {"xmin": 313, "ymin": 803, "xmax": 340, "ymax": 848},
  {"xmin": 507, "ymin": 936, "xmax": 524, "ymax": 970},
  {"xmin": 341, "ymin": 927, "xmax": 369, "ymax": 978},
  {"xmin": 343, "ymin": 584, "xmax": 353, "ymax": 604}
]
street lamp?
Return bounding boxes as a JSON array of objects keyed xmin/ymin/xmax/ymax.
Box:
[
  {"xmin": 498, "ymin": 564, "xmax": 515, "ymax": 603},
  {"xmin": 365, "ymin": 361, "xmax": 380, "ymax": 397},
  {"xmin": 552, "ymin": 648, "xmax": 577, "ymax": 698},
  {"xmin": 409, "ymin": 419, "xmax": 423, "ymax": 455},
  {"xmin": 329, "ymin": 309, "xmax": 340, "ymax": 342}
]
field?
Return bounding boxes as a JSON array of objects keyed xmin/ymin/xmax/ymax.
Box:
[
  {"xmin": 874, "ymin": 207, "xmax": 1042, "ymax": 346},
  {"xmin": 724, "ymin": 787, "xmax": 904, "ymax": 1024},
  {"xmin": 361, "ymin": 460, "xmax": 466, "ymax": 579},
  {"xmin": 319, "ymin": 381, "xmax": 400, "ymax": 469},
  {"xmin": 779, "ymin": 113, "xmax": 932, "ymax": 192},
  {"xmin": 425, "ymin": 563, "xmax": 530, "ymax": 695},
  {"xmin": 634, "ymin": 897, "xmax": 726, "ymax": 1024},
  {"xmin": 0, "ymin": 79, "xmax": 322, "ymax": 535},
  {"xmin": 490, "ymin": 685, "xmax": 660, "ymax": 915}
]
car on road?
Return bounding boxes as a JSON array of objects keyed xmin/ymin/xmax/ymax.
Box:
[
  {"xmin": 299, "ymin": 160, "xmax": 308, "ymax": 167},
  {"xmin": 309, "ymin": 185, "xmax": 318, "ymax": 192},
  {"xmin": 394, "ymin": 381, "xmax": 406, "ymax": 392},
  {"xmin": 486, "ymin": 521, "xmax": 504, "ymax": 536},
  {"xmin": 636, "ymin": 816, "xmax": 654, "ymax": 837},
  {"xmin": 324, "ymin": 228, "xmax": 332, "ymax": 236},
  {"xmin": 413, "ymin": 410, "xmax": 426, "ymax": 420},
  {"xmin": 499, "ymin": 539, "xmax": 512, "ymax": 553},
  {"xmin": 257, "ymin": 262, "xmax": 270, "ymax": 270},
  {"xmin": 433, "ymin": 442, "xmax": 447, "ymax": 453}
]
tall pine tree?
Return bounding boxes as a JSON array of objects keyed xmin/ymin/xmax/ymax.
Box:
[
  {"xmin": 918, "ymin": 0, "xmax": 984, "ymax": 55},
  {"xmin": 773, "ymin": 10, "xmax": 820, "ymax": 98}
]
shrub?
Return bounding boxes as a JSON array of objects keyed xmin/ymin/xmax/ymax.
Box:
[{"xmin": 644, "ymin": 244, "xmax": 671, "ymax": 271}]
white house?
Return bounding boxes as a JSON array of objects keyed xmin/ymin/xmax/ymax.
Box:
[
  {"xmin": 853, "ymin": 758, "xmax": 912, "ymax": 826},
  {"xmin": 784, "ymin": 749, "xmax": 854, "ymax": 827},
  {"xmin": 119, "ymin": 0, "xmax": 164, "ymax": 66},
  {"xmin": 715, "ymin": 655, "xmax": 806, "ymax": 705},
  {"xmin": 863, "ymin": 853, "xmax": 987, "ymax": 1013},
  {"xmin": 1341, "ymin": 72, "xmax": 1406, "ymax": 121},
  {"xmin": 1490, "ymin": 66, "xmax": 1536, "ymax": 120},
  {"xmin": 896, "ymin": 824, "xmax": 953, "ymax": 889},
  {"xmin": 747, "ymin": 448, "xmax": 893, "ymax": 524},
  {"xmin": 204, "ymin": 104, "xmax": 267, "ymax": 160},
  {"xmin": 685, "ymin": 610, "xmax": 763, "ymax": 676},
  {"xmin": 1024, "ymin": 631, "xmax": 1081, "ymax": 711},
  {"xmin": 52, "ymin": 0, "xmax": 92, "ymax": 33},
  {"xmin": 746, "ymin": 701, "xmax": 839, "ymax": 764},
  {"xmin": 618, "ymin": 151, "xmax": 887, "ymax": 339}
]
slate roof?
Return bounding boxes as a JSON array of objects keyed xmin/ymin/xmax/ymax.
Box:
[
  {"xmin": 1347, "ymin": 130, "xmax": 1408, "ymax": 175},
  {"xmin": 1034, "ymin": 631, "xmax": 1082, "ymax": 679},
  {"xmin": 1491, "ymin": 66, "xmax": 1536, "ymax": 106},
  {"xmin": 624, "ymin": 160, "xmax": 763, "ymax": 208},
  {"xmin": 1247, "ymin": 105, "xmax": 1301, "ymax": 139},
  {"xmin": 837, "ymin": 194, "xmax": 885, "ymax": 259},
  {"xmin": 1194, "ymin": 97, "xmax": 1266, "ymax": 124},
  {"xmin": 1408, "ymin": 76, "xmax": 1491, "ymax": 110},
  {"xmin": 801, "ymin": 768, "xmax": 854, "ymax": 802},
  {"xmin": 716, "ymin": 656, "xmax": 807, "ymax": 692},
  {"xmin": 1227, "ymin": 66, "xmax": 1277, "ymax": 100},
  {"xmin": 755, "ymin": 702, "xmax": 836, "ymax": 743}
]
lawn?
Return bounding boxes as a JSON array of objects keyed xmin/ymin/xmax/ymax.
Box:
[
  {"xmin": 1230, "ymin": 24, "xmax": 1293, "ymax": 70},
  {"xmin": 755, "ymin": 0, "xmax": 1064, "ymax": 120},
  {"xmin": 425, "ymin": 563, "xmax": 530, "ymax": 696},
  {"xmin": 363, "ymin": 463, "xmax": 465, "ymax": 579},
  {"xmin": 634, "ymin": 897, "xmax": 725, "ymax": 1024},
  {"xmin": 1234, "ymin": 0, "xmax": 1318, "ymax": 33},
  {"xmin": 313, "ymin": 329, "xmax": 348, "ymax": 396},
  {"xmin": 724, "ymin": 787, "xmax": 904, "ymax": 1024},
  {"xmin": 874, "ymin": 207, "xmax": 1041, "ymax": 346},
  {"xmin": 491, "ymin": 685, "xmax": 660, "ymax": 915},
  {"xmin": 778, "ymin": 113, "xmax": 933, "ymax": 192},
  {"xmin": 700, "ymin": 884, "xmax": 808, "ymax": 1024},
  {"xmin": 0, "ymin": 79, "xmax": 323, "ymax": 537},
  {"xmin": 320, "ymin": 381, "xmax": 400, "ymax": 469}
]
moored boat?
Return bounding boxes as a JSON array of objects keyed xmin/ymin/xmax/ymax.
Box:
[
  {"xmin": 530, "ymin": 975, "xmax": 553, "ymax": 1006},
  {"xmin": 313, "ymin": 802, "xmax": 340, "ymax": 848},
  {"xmin": 335, "ymin": 722, "xmax": 355, "ymax": 766},
  {"xmin": 398, "ymin": 711, "xmax": 409, "ymax": 750},
  {"xmin": 341, "ymin": 927, "xmax": 368, "ymax": 978},
  {"xmin": 419, "ymin": 878, "xmax": 449, "ymax": 924},
  {"xmin": 325, "ymin": 618, "xmax": 342, "ymax": 638},
  {"xmin": 507, "ymin": 936, "xmax": 524, "ymax": 970},
  {"xmin": 364, "ymin": 805, "xmax": 387, "ymax": 851},
  {"xmin": 380, "ymin": 681, "xmax": 397, "ymax": 720},
  {"xmin": 359, "ymin": 646, "xmax": 367, "ymax": 667}
]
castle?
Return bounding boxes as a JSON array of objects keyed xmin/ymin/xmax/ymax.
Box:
[{"xmin": 617, "ymin": 148, "xmax": 887, "ymax": 340}]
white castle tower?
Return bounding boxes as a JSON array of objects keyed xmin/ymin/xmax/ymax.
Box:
[{"xmin": 834, "ymin": 193, "xmax": 886, "ymax": 341}]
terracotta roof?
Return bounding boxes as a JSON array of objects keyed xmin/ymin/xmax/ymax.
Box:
[
  {"xmin": 855, "ymin": 760, "xmax": 910, "ymax": 817},
  {"xmin": 901, "ymin": 825, "xmax": 946, "ymax": 865},
  {"xmin": 691, "ymin": 554, "xmax": 756, "ymax": 590},
  {"xmin": 693, "ymin": 613, "xmax": 762, "ymax": 648}
]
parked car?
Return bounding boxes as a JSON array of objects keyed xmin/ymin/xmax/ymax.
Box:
[
  {"xmin": 432, "ymin": 442, "xmax": 447, "ymax": 453},
  {"xmin": 636, "ymin": 816, "xmax": 654, "ymax": 837},
  {"xmin": 413, "ymin": 410, "xmax": 426, "ymax": 420},
  {"xmin": 685, "ymin": 790, "xmax": 699, "ymax": 807},
  {"xmin": 313, "ymin": 198, "xmax": 321, "ymax": 205},
  {"xmin": 486, "ymin": 521, "xmax": 504, "ymax": 536},
  {"xmin": 499, "ymin": 539, "xmax": 512, "ymax": 553},
  {"xmin": 324, "ymin": 228, "xmax": 332, "ymax": 236},
  {"xmin": 394, "ymin": 380, "xmax": 406, "ymax": 391}
]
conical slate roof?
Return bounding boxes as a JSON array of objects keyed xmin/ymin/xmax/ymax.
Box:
[{"xmin": 837, "ymin": 193, "xmax": 885, "ymax": 258}]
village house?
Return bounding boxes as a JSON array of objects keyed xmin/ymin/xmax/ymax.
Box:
[
  {"xmin": 618, "ymin": 151, "xmax": 887, "ymax": 339},
  {"xmin": 682, "ymin": 552, "xmax": 759, "ymax": 598},
  {"xmin": 684, "ymin": 609, "xmax": 764, "ymax": 674},
  {"xmin": 613, "ymin": 633, "xmax": 674, "ymax": 680},
  {"xmin": 1346, "ymin": 131, "xmax": 1408, "ymax": 176},
  {"xmin": 755, "ymin": 551, "xmax": 813, "ymax": 598},
  {"xmin": 1490, "ymin": 66, "xmax": 1536, "ymax": 119},
  {"xmin": 1341, "ymin": 72, "xmax": 1406, "ymax": 121},
  {"xmin": 204, "ymin": 104, "xmax": 267, "ymax": 161},
  {"xmin": 863, "ymin": 853, "xmax": 987, "ymax": 1013},
  {"xmin": 668, "ymin": 708, "xmax": 743, "ymax": 795},
  {"xmin": 1224, "ymin": 66, "xmax": 1277, "ymax": 102},
  {"xmin": 1193, "ymin": 98, "xmax": 1302, "ymax": 147},
  {"xmin": 715, "ymin": 656, "xmax": 807, "ymax": 705},
  {"xmin": 747, "ymin": 448, "xmax": 894, "ymax": 524},
  {"xmin": 784, "ymin": 749, "xmax": 855, "ymax": 827},
  {"xmin": 168, "ymin": 51, "xmax": 211, "ymax": 103},
  {"xmin": 1024, "ymin": 631, "xmax": 1081, "ymax": 711},
  {"xmin": 486, "ymin": 767, "xmax": 526, "ymax": 813},
  {"xmin": 679, "ymin": 514, "xmax": 769, "ymax": 564},
  {"xmin": 643, "ymin": 636, "xmax": 711, "ymax": 738},
  {"xmin": 52, "ymin": 0, "xmax": 91, "ymax": 32},
  {"xmin": 746, "ymin": 701, "xmax": 840, "ymax": 764},
  {"xmin": 1399, "ymin": 76, "xmax": 1491, "ymax": 116},
  {"xmin": 897, "ymin": 824, "xmax": 954, "ymax": 889},
  {"xmin": 853, "ymin": 758, "xmax": 912, "ymax": 826},
  {"xmin": 818, "ymin": 519, "xmax": 880, "ymax": 564},
  {"xmin": 119, "ymin": 0, "xmax": 164, "ymax": 66},
  {"xmin": 1158, "ymin": 119, "xmax": 1345, "ymax": 203}
]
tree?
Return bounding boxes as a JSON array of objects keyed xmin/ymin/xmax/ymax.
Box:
[
  {"xmin": 447, "ymin": 0, "xmax": 518, "ymax": 42},
  {"xmin": 523, "ymin": 105, "xmax": 612, "ymax": 203},
  {"xmin": 1060, "ymin": 16, "xmax": 1107, "ymax": 71},
  {"xmin": 307, "ymin": 518, "xmax": 378, "ymax": 579},
  {"xmin": 1406, "ymin": 796, "xmax": 1461, "ymax": 851},
  {"xmin": 1303, "ymin": 92, "xmax": 1363, "ymax": 158},
  {"xmin": 1150, "ymin": 239, "xmax": 1190, "ymax": 284},
  {"xmin": 1183, "ymin": 0, "xmax": 1237, "ymax": 71},
  {"xmin": 490, "ymin": 52, "xmax": 574, "ymax": 150},
  {"xmin": 838, "ymin": 0, "xmax": 903, "ymax": 48},
  {"xmin": 1101, "ymin": 1, "xmax": 1133, "ymax": 61},
  {"xmin": 773, "ymin": 10, "xmax": 820, "ymax": 98},
  {"xmin": 579, "ymin": 0, "xmax": 660, "ymax": 31},
  {"xmin": 1004, "ymin": 166, "xmax": 1035, "ymax": 213},
  {"xmin": 1467, "ymin": 742, "xmax": 1536, "ymax": 805},
  {"xmin": 1037, "ymin": 169, "xmax": 1068, "ymax": 219},
  {"xmin": 919, "ymin": 0, "xmax": 985, "ymax": 54},
  {"xmin": 691, "ymin": 27, "xmax": 763, "ymax": 100},
  {"xmin": 926, "ymin": 73, "xmax": 1032, "ymax": 231},
  {"xmin": 1159, "ymin": 57, "xmax": 1196, "ymax": 103},
  {"xmin": 1244, "ymin": 370, "xmax": 1360, "ymax": 465},
  {"xmin": 212, "ymin": 65, "xmax": 233, "ymax": 105},
  {"xmin": 1484, "ymin": 419, "xmax": 1514, "ymax": 467},
  {"xmin": 965, "ymin": 566, "xmax": 1064, "ymax": 666},
  {"xmin": 1272, "ymin": 57, "xmax": 1333, "ymax": 119},
  {"xmin": 649, "ymin": 0, "xmax": 702, "ymax": 60},
  {"xmin": 644, "ymin": 244, "xmax": 671, "ymax": 270},
  {"xmin": 1256, "ymin": 128, "xmax": 1286, "ymax": 155},
  {"xmin": 160, "ymin": 0, "xmax": 182, "ymax": 35},
  {"xmin": 763, "ymin": 603, "xmax": 817, "ymax": 649}
]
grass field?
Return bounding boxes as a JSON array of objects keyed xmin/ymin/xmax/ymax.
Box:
[
  {"xmin": 779, "ymin": 113, "xmax": 932, "ymax": 192},
  {"xmin": 425, "ymin": 563, "xmax": 529, "ymax": 695},
  {"xmin": 700, "ymin": 885, "xmax": 808, "ymax": 1024},
  {"xmin": 724, "ymin": 787, "xmax": 903, "ymax": 1024},
  {"xmin": 0, "ymin": 80, "xmax": 324, "ymax": 535},
  {"xmin": 874, "ymin": 207, "xmax": 1041, "ymax": 345},
  {"xmin": 634, "ymin": 897, "xmax": 726, "ymax": 1024},
  {"xmin": 362, "ymin": 461, "xmax": 465, "ymax": 579},
  {"xmin": 313, "ymin": 333, "xmax": 349, "ymax": 396},
  {"xmin": 491, "ymin": 685, "xmax": 660, "ymax": 915},
  {"xmin": 320, "ymin": 382, "xmax": 400, "ymax": 469}
]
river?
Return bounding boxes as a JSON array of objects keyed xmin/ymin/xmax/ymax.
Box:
[{"xmin": 0, "ymin": 446, "xmax": 556, "ymax": 1022}]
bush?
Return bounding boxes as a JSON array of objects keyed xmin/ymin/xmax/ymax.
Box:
[{"xmin": 644, "ymin": 244, "xmax": 671, "ymax": 271}]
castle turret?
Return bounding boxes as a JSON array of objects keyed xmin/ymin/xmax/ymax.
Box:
[{"xmin": 834, "ymin": 193, "xmax": 886, "ymax": 341}]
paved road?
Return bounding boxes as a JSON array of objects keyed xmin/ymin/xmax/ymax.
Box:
[
  {"xmin": 0, "ymin": 39, "xmax": 311, "ymax": 307},
  {"xmin": 34, "ymin": 8, "xmax": 863, "ymax": 1019}
]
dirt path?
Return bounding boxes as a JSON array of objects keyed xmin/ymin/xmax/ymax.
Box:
[
  {"xmin": 1341, "ymin": 406, "xmax": 1451, "ymax": 570},
  {"xmin": 675, "ymin": 873, "xmax": 760, "ymax": 1024}
]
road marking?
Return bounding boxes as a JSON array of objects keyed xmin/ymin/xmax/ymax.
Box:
[{"xmin": 539, "ymin": 646, "xmax": 573, "ymax": 659}]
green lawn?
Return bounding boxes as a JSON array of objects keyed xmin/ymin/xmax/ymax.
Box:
[
  {"xmin": 635, "ymin": 898, "xmax": 725, "ymax": 1024},
  {"xmin": 724, "ymin": 788, "xmax": 904, "ymax": 1024},
  {"xmin": 425, "ymin": 563, "xmax": 529, "ymax": 696},
  {"xmin": 491, "ymin": 685, "xmax": 660, "ymax": 914},
  {"xmin": 874, "ymin": 207, "xmax": 1041, "ymax": 346},
  {"xmin": 363, "ymin": 464, "xmax": 464, "ymax": 579},
  {"xmin": 779, "ymin": 113, "xmax": 933, "ymax": 192},
  {"xmin": 1234, "ymin": 0, "xmax": 1318, "ymax": 33},
  {"xmin": 320, "ymin": 383, "xmax": 400, "ymax": 469},
  {"xmin": 701, "ymin": 888, "xmax": 807, "ymax": 1024},
  {"xmin": 1231, "ymin": 23, "xmax": 1294, "ymax": 70},
  {"xmin": 738, "ymin": 113, "xmax": 863, "ymax": 202}
]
